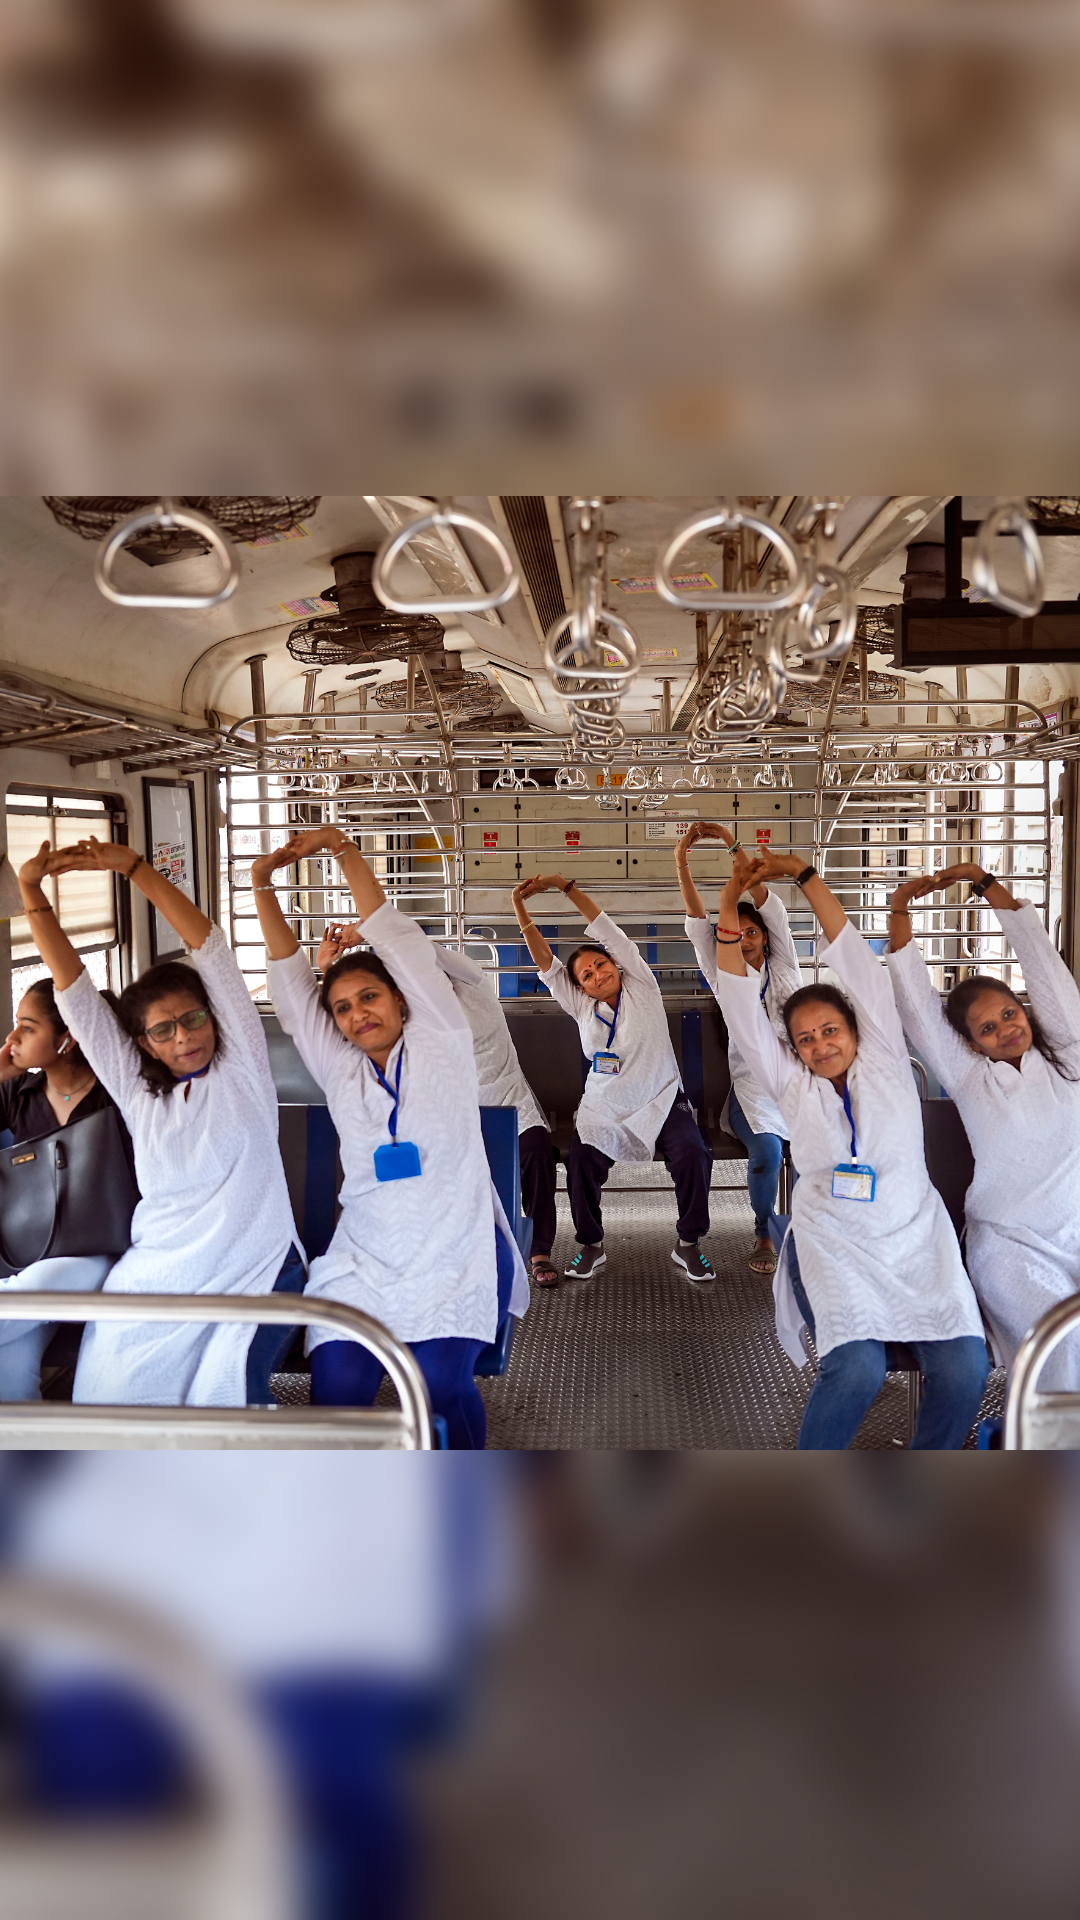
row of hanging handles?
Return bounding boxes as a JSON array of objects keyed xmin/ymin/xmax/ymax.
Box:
[{"xmin": 93, "ymin": 495, "xmax": 1047, "ymax": 748}]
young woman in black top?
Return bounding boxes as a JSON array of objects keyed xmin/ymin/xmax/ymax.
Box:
[{"xmin": 0, "ymin": 975, "xmax": 125, "ymax": 1399}]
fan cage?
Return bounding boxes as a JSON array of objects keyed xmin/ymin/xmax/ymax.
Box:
[
  {"xmin": 287, "ymin": 613, "xmax": 445, "ymax": 667},
  {"xmin": 43, "ymin": 497, "xmax": 320, "ymax": 550},
  {"xmin": 375, "ymin": 671, "xmax": 498, "ymax": 718}
]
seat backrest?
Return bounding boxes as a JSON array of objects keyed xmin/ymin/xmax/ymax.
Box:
[
  {"xmin": 921, "ymin": 1097, "xmax": 976, "ymax": 1242},
  {"xmin": 503, "ymin": 1005, "xmax": 586, "ymax": 1134},
  {"xmin": 479, "ymin": 1107, "xmax": 521, "ymax": 1226}
]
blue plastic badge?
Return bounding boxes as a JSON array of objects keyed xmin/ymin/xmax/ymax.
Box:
[
  {"xmin": 592, "ymin": 1051, "xmax": 621, "ymax": 1075},
  {"xmin": 831, "ymin": 1163, "xmax": 876, "ymax": 1202},
  {"xmin": 374, "ymin": 1141, "xmax": 422, "ymax": 1182}
]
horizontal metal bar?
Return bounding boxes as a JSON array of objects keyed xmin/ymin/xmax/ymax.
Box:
[
  {"xmin": 0, "ymin": 1404, "xmax": 416, "ymax": 1450},
  {"xmin": 0, "ymin": 1293, "xmax": 432, "ymax": 1449}
]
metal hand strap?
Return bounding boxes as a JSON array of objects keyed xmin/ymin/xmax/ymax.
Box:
[
  {"xmin": 655, "ymin": 504, "xmax": 807, "ymax": 612},
  {"xmin": 372, "ymin": 504, "xmax": 520, "ymax": 615},
  {"xmin": 1005, "ymin": 1292, "xmax": 1080, "ymax": 1448},
  {"xmin": 543, "ymin": 499, "xmax": 640, "ymax": 762},
  {"xmin": 973, "ymin": 497, "xmax": 1046, "ymax": 619},
  {"xmin": 0, "ymin": 1292, "xmax": 434, "ymax": 1449},
  {"xmin": 95, "ymin": 498, "xmax": 240, "ymax": 609}
]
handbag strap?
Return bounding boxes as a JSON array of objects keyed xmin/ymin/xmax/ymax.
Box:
[{"xmin": 0, "ymin": 1136, "xmax": 65, "ymax": 1273}]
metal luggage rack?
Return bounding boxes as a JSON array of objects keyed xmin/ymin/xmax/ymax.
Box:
[{"xmin": 223, "ymin": 695, "xmax": 1059, "ymax": 1000}]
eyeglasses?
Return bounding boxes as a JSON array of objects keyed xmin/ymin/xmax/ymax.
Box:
[{"xmin": 143, "ymin": 1008, "xmax": 211, "ymax": 1044}]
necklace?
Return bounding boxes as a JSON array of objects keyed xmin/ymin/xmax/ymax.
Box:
[{"xmin": 54, "ymin": 1075, "xmax": 94, "ymax": 1103}]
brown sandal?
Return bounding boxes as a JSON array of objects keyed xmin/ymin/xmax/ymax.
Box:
[
  {"xmin": 748, "ymin": 1243, "xmax": 777, "ymax": 1275},
  {"xmin": 531, "ymin": 1255, "xmax": 559, "ymax": 1288}
]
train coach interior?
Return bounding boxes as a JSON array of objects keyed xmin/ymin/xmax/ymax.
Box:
[{"xmin": 1, "ymin": 491, "xmax": 1079, "ymax": 1448}]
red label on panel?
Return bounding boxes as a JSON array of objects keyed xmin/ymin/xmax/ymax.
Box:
[
  {"xmin": 756, "ymin": 828, "xmax": 771, "ymax": 845},
  {"xmin": 482, "ymin": 831, "xmax": 498, "ymax": 855},
  {"xmin": 565, "ymin": 830, "xmax": 580, "ymax": 853}
]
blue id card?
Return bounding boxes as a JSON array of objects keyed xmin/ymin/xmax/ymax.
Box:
[
  {"xmin": 374, "ymin": 1141, "xmax": 422, "ymax": 1182},
  {"xmin": 592, "ymin": 1051, "xmax": 621, "ymax": 1075},
  {"xmin": 831, "ymin": 1163, "xmax": 876, "ymax": 1202}
]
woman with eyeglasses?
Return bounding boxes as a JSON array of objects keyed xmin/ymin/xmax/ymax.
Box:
[
  {"xmin": 708, "ymin": 848, "xmax": 987, "ymax": 1449},
  {"xmin": 676, "ymin": 821, "xmax": 802, "ymax": 1276},
  {"xmin": 251, "ymin": 828, "xmax": 526, "ymax": 1449},
  {"xmin": 511, "ymin": 872, "xmax": 714, "ymax": 1285},
  {"xmin": 17, "ymin": 836, "xmax": 304, "ymax": 1408},
  {"xmin": 888, "ymin": 862, "xmax": 1080, "ymax": 1386}
]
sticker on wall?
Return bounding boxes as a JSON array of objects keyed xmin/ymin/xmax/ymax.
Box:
[
  {"xmin": 756, "ymin": 827, "xmax": 772, "ymax": 846},
  {"xmin": 611, "ymin": 574, "xmax": 717, "ymax": 595},
  {"xmin": 644, "ymin": 816, "xmax": 698, "ymax": 839},
  {"xmin": 279, "ymin": 595, "xmax": 337, "ymax": 618},
  {"xmin": 482, "ymin": 831, "xmax": 499, "ymax": 857},
  {"xmin": 565, "ymin": 830, "xmax": 581, "ymax": 854}
]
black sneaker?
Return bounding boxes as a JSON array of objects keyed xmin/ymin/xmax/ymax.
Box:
[
  {"xmin": 672, "ymin": 1241, "xmax": 715, "ymax": 1286},
  {"xmin": 565, "ymin": 1244, "xmax": 606, "ymax": 1279}
]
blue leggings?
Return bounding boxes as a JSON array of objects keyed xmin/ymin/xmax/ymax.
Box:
[
  {"xmin": 727, "ymin": 1090, "xmax": 784, "ymax": 1236},
  {"xmin": 310, "ymin": 1230, "xmax": 514, "ymax": 1450}
]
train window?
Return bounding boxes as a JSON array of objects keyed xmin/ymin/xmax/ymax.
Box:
[{"xmin": 6, "ymin": 786, "xmax": 122, "ymax": 998}]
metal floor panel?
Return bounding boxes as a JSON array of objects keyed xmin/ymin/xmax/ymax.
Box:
[{"xmin": 273, "ymin": 1176, "xmax": 1006, "ymax": 1449}]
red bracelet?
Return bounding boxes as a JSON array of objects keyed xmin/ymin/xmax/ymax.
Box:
[{"xmin": 715, "ymin": 930, "xmax": 744, "ymax": 944}]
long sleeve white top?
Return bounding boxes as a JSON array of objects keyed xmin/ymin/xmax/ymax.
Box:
[
  {"xmin": 887, "ymin": 904, "xmax": 1080, "ymax": 1384},
  {"xmin": 687, "ymin": 889, "xmax": 803, "ymax": 1138},
  {"xmin": 540, "ymin": 912, "xmax": 681, "ymax": 1162},
  {"xmin": 711, "ymin": 921, "xmax": 984, "ymax": 1361},
  {"xmin": 55, "ymin": 926, "xmax": 300, "ymax": 1408},
  {"xmin": 433, "ymin": 946, "xmax": 548, "ymax": 1134},
  {"xmin": 270, "ymin": 903, "xmax": 526, "ymax": 1347}
]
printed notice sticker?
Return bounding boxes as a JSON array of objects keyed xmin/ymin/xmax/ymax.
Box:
[
  {"xmin": 279, "ymin": 595, "xmax": 337, "ymax": 619},
  {"xmin": 645, "ymin": 816, "xmax": 698, "ymax": 840},
  {"xmin": 565, "ymin": 830, "xmax": 581, "ymax": 854},
  {"xmin": 612, "ymin": 574, "xmax": 717, "ymax": 595},
  {"xmin": 482, "ymin": 831, "xmax": 499, "ymax": 857},
  {"xmin": 756, "ymin": 827, "xmax": 772, "ymax": 846}
]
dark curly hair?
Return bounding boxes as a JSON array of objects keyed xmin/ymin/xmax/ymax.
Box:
[
  {"xmin": 117, "ymin": 961, "xmax": 221, "ymax": 1099},
  {"xmin": 782, "ymin": 982, "xmax": 859, "ymax": 1047},
  {"xmin": 946, "ymin": 973, "xmax": 1079, "ymax": 1081},
  {"xmin": 318, "ymin": 949, "xmax": 404, "ymax": 1017}
]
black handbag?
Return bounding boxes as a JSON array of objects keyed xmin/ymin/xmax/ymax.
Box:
[{"xmin": 0, "ymin": 1105, "xmax": 140, "ymax": 1278}]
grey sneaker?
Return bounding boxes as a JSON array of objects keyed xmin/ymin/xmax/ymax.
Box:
[
  {"xmin": 565, "ymin": 1243, "xmax": 606, "ymax": 1280},
  {"xmin": 672, "ymin": 1241, "xmax": 716, "ymax": 1286}
]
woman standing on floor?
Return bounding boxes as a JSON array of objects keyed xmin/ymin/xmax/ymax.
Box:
[
  {"xmin": 319, "ymin": 923, "xmax": 559, "ymax": 1289},
  {"xmin": 17, "ymin": 837, "xmax": 304, "ymax": 1408},
  {"xmin": 888, "ymin": 861, "xmax": 1080, "ymax": 1386},
  {"xmin": 511, "ymin": 872, "xmax": 714, "ymax": 1285},
  {"xmin": 252, "ymin": 827, "xmax": 526, "ymax": 1449},
  {"xmin": 0, "ymin": 962, "xmax": 130, "ymax": 1400},
  {"xmin": 676, "ymin": 821, "xmax": 802, "ymax": 1275},
  {"xmin": 707, "ymin": 847, "xmax": 987, "ymax": 1450}
]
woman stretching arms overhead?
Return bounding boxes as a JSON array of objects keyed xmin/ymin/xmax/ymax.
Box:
[
  {"xmin": 17, "ymin": 837, "xmax": 304, "ymax": 1407},
  {"xmin": 708, "ymin": 848, "xmax": 988, "ymax": 1450},
  {"xmin": 888, "ymin": 862, "xmax": 1080, "ymax": 1386},
  {"xmin": 251, "ymin": 828, "xmax": 527, "ymax": 1448}
]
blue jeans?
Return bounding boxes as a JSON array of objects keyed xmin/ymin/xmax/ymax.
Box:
[
  {"xmin": 727, "ymin": 1090, "xmax": 784, "ymax": 1237},
  {"xmin": 245, "ymin": 1243, "xmax": 308, "ymax": 1404},
  {"xmin": 779, "ymin": 1226, "xmax": 989, "ymax": 1451}
]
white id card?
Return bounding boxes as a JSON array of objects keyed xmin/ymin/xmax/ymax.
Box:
[
  {"xmin": 593, "ymin": 1051, "xmax": 621, "ymax": 1075},
  {"xmin": 831, "ymin": 1163, "xmax": 876, "ymax": 1202}
]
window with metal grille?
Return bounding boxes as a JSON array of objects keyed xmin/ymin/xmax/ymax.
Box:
[{"xmin": 6, "ymin": 787, "xmax": 121, "ymax": 966}]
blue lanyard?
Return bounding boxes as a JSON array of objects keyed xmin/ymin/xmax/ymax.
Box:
[
  {"xmin": 758, "ymin": 951, "xmax": 770, "ymax": 1005},
  {"xmin": 594, "ymin": 987, "xmax": 622, "ymax": 1051},
  {"xmin": 840, "ymin": 1083, "xmax": 857, "ymax": 1163},
  {"xmin": 369, "ymin": 1046, "xmax": 404, "ymax": 1143}
]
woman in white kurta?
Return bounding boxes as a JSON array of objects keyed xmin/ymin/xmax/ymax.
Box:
[
  {"xmin": 707, "ymin": 848, "xmax": 988, "ymax": 1449},
  {"xmin": 252, "ymin": 828, "xmax": 527, "ymax": 1449},
  {"xmin": 18, "ymin": 837, "xmax": 303, "ymax": 1408},
  {"xmin": 888, "ymin": 861, "xmax": 1080, "ymax": 1389},
  {"xmin": 511, "ymin": 872, "xmax": 714, "ymax": 1285},
  {"xmin": 318, "ymin": 922, "xmax": 559, "ymax": 1287},
  {"xmin": 676, "ymin": 821, "xmax": 802, "ymax": 1274}
]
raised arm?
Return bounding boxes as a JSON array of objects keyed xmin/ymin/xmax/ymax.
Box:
[
  {"xmin": 887, "ymin": 873, "xmax": 939, "ymax": 953},
  {"xmin": 512, "ymin": 876, "xmax": 556, "ymax": 973},
  {"xmin": 73, "ymin": 836, "xmax": 214, "ymax": 950},
  {"xmin": 17, "ymin": 841, "xmax": 87, "ymax": 989},
  {"xmin": 884, "ymin": 921, "xmax": 976, "ymax": 1091},
  {"xmin": 751, "ymin": 849, "xmax": 847, "ymax": 945},
  {"xmin": 673, "ymin": 820, "xmax": 736, "ymax": 919}
]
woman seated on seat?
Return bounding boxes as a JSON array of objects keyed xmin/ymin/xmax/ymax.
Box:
[
  {"xmin": 677, "ymin": 821, "xmax": 802, "ymax": 1276},
  {"xmin": 319, "ymin": 922, "xmax": 560, "ymax": 1290},
  {"xmin": 511, "ymin": 872, "xmax": 714, "ymax": 1285},
  {"xmin": 251, "ymin": 828, "xmax": 526, "ymax": 1449},
  {"xmin": 888, "ymin": 861, "xmax": 1080, "ymax": 1387},
  {"xmin": 708, "ymin": 847, "xmax": 988, "ymax": 1450},
  {"xmin": 18, "ymin": 837, "xmax": 304, "ymax": 1408},
  {"xmin": 0, "ymin": 963, "xmax": 131, "ymax": 1401}
]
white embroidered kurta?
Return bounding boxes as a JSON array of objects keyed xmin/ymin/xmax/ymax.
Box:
[
  {"xmin": 687, "ymin": 888, "xmax": 803, "ymax": 1139},
  {"xmin": 711, "ymin": 922, "xmax": 984, "ymax": 1363},
  {"xmin": 55, "ymin": 927, "xmax": 300, "ymax": 1407},
  {"xmin": 270, "ymin": 903, "xmax": 527, "ymax": 1349},
  {"xmin": 433, "ymin": 946, "xmax": 548, "ymax": 1134},
  {"xmin": 887, "ymin": 904, "xmax": 1080, "ymax": 1387},
  {"xmin": 540, "ymin": 912, "xmax": 681, "ymax": 1163}
]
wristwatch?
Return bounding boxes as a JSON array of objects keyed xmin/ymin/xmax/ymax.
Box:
[
  {"xmin": 969, "ymin": 871, "xmax": 995, "ymax": 899},
  {"xmin": 794, "ymin": 864, "xmax": 817, "ymax": 888}
]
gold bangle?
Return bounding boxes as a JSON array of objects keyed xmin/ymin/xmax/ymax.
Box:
[
  {"xmin": 125, "ymin": 855, "xmax": 143, "ymax": 880},
  {"xmin": 519, "ymin": 919, "xmax": 536, "ymax": 932},
  {"xmin": 24, "ymin": 903, "xmax": 53, "ymax": 915}
]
